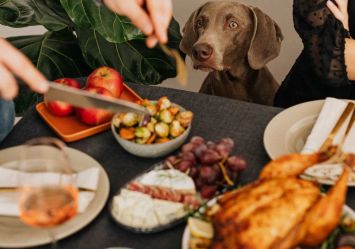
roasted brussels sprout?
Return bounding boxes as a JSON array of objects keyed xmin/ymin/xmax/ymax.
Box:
[
  {"xmin": 170, "ymin": 120, "xmax": 185, "ymax": 137},
  {"xmin": 146, "ymin": 105, "xmax": 157, "ymax": 116},
  {"xmin": 159, "ymin": 109, "xmax": 174, "ymax": 123},
  {"xmin": 155, "ymin": 122, "xmax": 169, "ymax": 138},
  {"xmin": 147, "ymin": 122, "xmax": 155, "ymax": 133},
  {"xmin": 177, "ymin": 111, "xmax": 194, "ymax": 128},
  {"xmin": 151, "ymin": 117, "xmax": 158, "ymax": 124},
  {"xmin": 135, "ymin": 127, "xmax": 151, "ymax": 139},
  {"xmin": 157, "ymin": 96, "xmax": 171, "ymax": 110},
  {"xmin": 122, "ymin": 112, "xmax": 139, "ymax": 127}
]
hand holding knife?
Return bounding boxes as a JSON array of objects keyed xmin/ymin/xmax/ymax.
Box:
[{"xmin": 45, "ymin": 82, "xmax": 149, "ymax": 115}]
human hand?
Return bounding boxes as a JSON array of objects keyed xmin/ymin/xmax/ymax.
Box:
[
  {"xmin": 0, "ymin": 38, "xmax": 48, "ymax": 100},
  {"xmin": 327, "ymin": 0, "xmax": 349, "ymax": 31},
  {"xmin": 103, "ymin": 0, "xmax": 173, "ymax": 48}
]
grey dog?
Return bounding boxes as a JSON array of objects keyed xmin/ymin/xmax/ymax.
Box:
[{"xmin": 180, "ymin": 1, "xmax": 283, "ymax": 105}]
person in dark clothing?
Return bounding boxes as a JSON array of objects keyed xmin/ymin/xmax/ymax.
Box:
[{"xmin": 274, "ymin": 0, "xmax": 355, "ymax": 108}]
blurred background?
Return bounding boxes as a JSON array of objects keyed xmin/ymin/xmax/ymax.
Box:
[{"xmin": 0, "ymin": 0, "xmax": 302, "ymax": 93}]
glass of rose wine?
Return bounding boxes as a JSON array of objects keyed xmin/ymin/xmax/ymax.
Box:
[{"xmin": 17, "ymin": 137, "xmax": 78, "ymax": 248}]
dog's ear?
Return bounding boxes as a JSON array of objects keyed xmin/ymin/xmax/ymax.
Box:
[
  {"xmin": 180, "ymin": 4, "xmax": 207, "ymax": 54},
  {"xmin": 247, "ymin": 7, "xmax": 283, "ymax": 70}
]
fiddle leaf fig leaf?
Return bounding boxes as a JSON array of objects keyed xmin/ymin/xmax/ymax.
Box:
[
  {"xmin": 0, "ymin": 0, "xmax": 71, "ymax": 31},
  {"xmin": 8, "ymin": 29, "xmax": 91, "ymax": 80},
  {"xmin": 76, "ymin": 27, "xmax": 181, "ymax": 85},
  {"xmin": 74, "ymin": 16, "xmax": 183, "ymax": 85},
  {"xmin": 60, "ymin": 0, "xmax": 144, "ymax": 43}
]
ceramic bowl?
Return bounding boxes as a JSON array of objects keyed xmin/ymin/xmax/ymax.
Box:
[{"xmin": 111, "ymin": 103, "xmax": 191, "ymax": 158}]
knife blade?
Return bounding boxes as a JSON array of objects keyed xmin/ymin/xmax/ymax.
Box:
[{"xmin": 45, "ymin": 82, "xmax": 149, "ymax": 115}]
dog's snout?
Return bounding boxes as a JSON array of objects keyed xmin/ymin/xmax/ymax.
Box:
[{"xmin": 192, "ymin": 43, "xmax": 213, "ymax": 61}]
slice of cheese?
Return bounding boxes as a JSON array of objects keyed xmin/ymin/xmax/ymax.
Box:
[
  {"xmin": 112, "ymin": 190, "xmax": 159, "ymax": 229},
  {"xmin": 139, "ymin": 169, "xmax": 196, "ymax": 194},
  {"xmin": 153, "ymin": 199, "xmax": 186, "ymax": 225},
  {"xmin": 112, "ymin": 189, "xmax": 188, "ymax": 229}
]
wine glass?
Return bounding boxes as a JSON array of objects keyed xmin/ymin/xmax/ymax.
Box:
[{"xmin": 17, "ymin": 137, "xmax": 78, "ymax": 248}]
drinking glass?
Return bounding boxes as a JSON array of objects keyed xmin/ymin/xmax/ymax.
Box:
[{"xmin": 17, "ymin": 137, "xmax": 78, "ymax": 248}]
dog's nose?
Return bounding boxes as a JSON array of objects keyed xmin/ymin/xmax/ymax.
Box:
[{"xmin": 192, "ymin": 43, "xmax": 213, "ymax": 61}]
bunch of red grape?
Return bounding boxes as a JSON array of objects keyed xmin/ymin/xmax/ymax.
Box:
[{"xmin": 164, "ymin": 136, "xmax": 247, "ymax": 199}]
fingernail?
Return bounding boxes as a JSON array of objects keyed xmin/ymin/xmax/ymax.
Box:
[
  {"xmin": 146, "ymin": 40, "xmax": 155, "ymax": 48},
  {"xmin": 161, "ymin": 34, "xmax": 168, "ymax": 44}
]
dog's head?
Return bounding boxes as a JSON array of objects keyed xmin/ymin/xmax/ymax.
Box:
[{"xmin": 180, "ymin": 1, "xmax": 283, "ymax": 73}]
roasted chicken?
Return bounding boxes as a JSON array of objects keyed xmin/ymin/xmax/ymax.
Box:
[{"xmin": 211, "ymin": 150, "xmax": 352, "ymax": 249}]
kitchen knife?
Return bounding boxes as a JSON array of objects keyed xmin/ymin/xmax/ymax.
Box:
[{"xmin": 45, "ymin": 82, "xmax": 149, "ymax": 115}]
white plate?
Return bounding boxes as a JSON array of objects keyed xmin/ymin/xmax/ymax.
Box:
[
  {"xmin": 263, "ymin": 100, "xmax": 325, "ymax": 159},
  {"xmin": 263, "ymin": 99, "xmax": 355, "ymax": 186},
  {"xmin": 181, "ymin": 205, "xmax": 355, "ymax": 249},
  {"xmin": 0, "ymin": 146, "xmax": 110, "ymax": 248}
]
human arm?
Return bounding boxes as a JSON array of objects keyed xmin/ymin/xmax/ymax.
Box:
[
  {"xmin": 0, "ymin": 38, "xmax": 48, "ymax": 100},
  {"xmin": 294, "ymin": 0, "xmax": 353, "ymax": 86},
  {"xmin": 103, "ymin": 0, "xmax": 173, "ymax": 48},
  {"xmin": 345, "ymin": 38, "xmax": 355, "ymax": 79},
  {"xmin": 327, "ymin": 0, "xmax": 355, "ymax": 80}
]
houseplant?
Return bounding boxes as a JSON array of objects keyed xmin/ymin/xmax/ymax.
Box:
[{"xmin": 0, "ymin": 0, "xmax": 182, "ymax": 114}]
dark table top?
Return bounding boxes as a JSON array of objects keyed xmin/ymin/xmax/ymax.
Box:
[{"xmin": 1, "ymin": 83, "xmax": 354, "ymax": 249}]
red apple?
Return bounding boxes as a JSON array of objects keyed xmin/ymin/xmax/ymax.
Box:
[
  {"xmin": 86, "ymin": 66, "xmax": 124, "ymax": 98},
  {"xmin": 76, "ymin": 87, "xmax": 114, "ymax": 126},
  {"xmin": 45, "ymin": 78, "xmax": 80, "ymax": 116}
]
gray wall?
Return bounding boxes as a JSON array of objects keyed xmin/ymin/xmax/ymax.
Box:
[{"xmin": 0, "ymin": 0, "xmax": 302, "ymax": 92}]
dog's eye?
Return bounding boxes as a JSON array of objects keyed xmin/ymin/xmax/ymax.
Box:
[
  {"xmin": 196, "ymin": 19, "xmax": 204, "ymax": 29},
  {"xmin": 228, "ymin": 21, "xmax": 238, "ymax": 29}
]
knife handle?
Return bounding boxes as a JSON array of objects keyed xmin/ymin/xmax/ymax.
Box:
[{"xmin": 320, "ymin": 102, "xmax": 355, "ymax": 151}]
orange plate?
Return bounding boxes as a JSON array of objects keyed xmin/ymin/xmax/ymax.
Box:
[{"xmin": 36, "ymin": 83, "xmax": 142, "ymax": 142}]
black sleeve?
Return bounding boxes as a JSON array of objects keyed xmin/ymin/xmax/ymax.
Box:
[{"xmin": 294, "ymin": 0, "xmax": 351, "ymax": 87}]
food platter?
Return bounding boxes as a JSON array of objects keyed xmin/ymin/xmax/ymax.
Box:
[
  {"xmin": 109, "ymin": 162, "xmax": 201, "ymax": 233},
  {"xmin": 0, "ymin": 146, "xmax": 110, "ymax": 248},
  {"xmin": 181, "ymin": 202, "xmax": 355, "ymax": 249},
  {"xmin": 36, "ymin": 83, "xmax": 142, "ymax": 142}
]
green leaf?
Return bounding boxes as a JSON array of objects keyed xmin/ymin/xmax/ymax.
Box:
[
  {"xmin": 318, "ymin": 227, "xmax": 341, "ymax": 249},
  {"xmin": 76, "ymin": 20, "xmax": 183, "ymax": 85},
  {"xmin": 0, "ymin": 0, "xmax": 71, "ymax": 31},
  {"xmin": 60, "ymin": 0, "xmax": 145, "ymax": 43},
  {"xmin": 8, "ymin": 29, "xmax": 91, "ymax": 80}
]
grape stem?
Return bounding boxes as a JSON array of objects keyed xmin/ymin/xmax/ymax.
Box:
[
  {"xmin": 185, "ymin": 168, "xmax": 191, "ymax": 175},
  {"xmin": 218, "ymin": 160, "xmax": 234, "ymax": 186},
  {"xmin": 165, "ymin": 161, "xmax": 174, "ymax": 169},
  {"xmin": 173, "ymin": 159, "xmax": 182, "ymax": 166}
]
